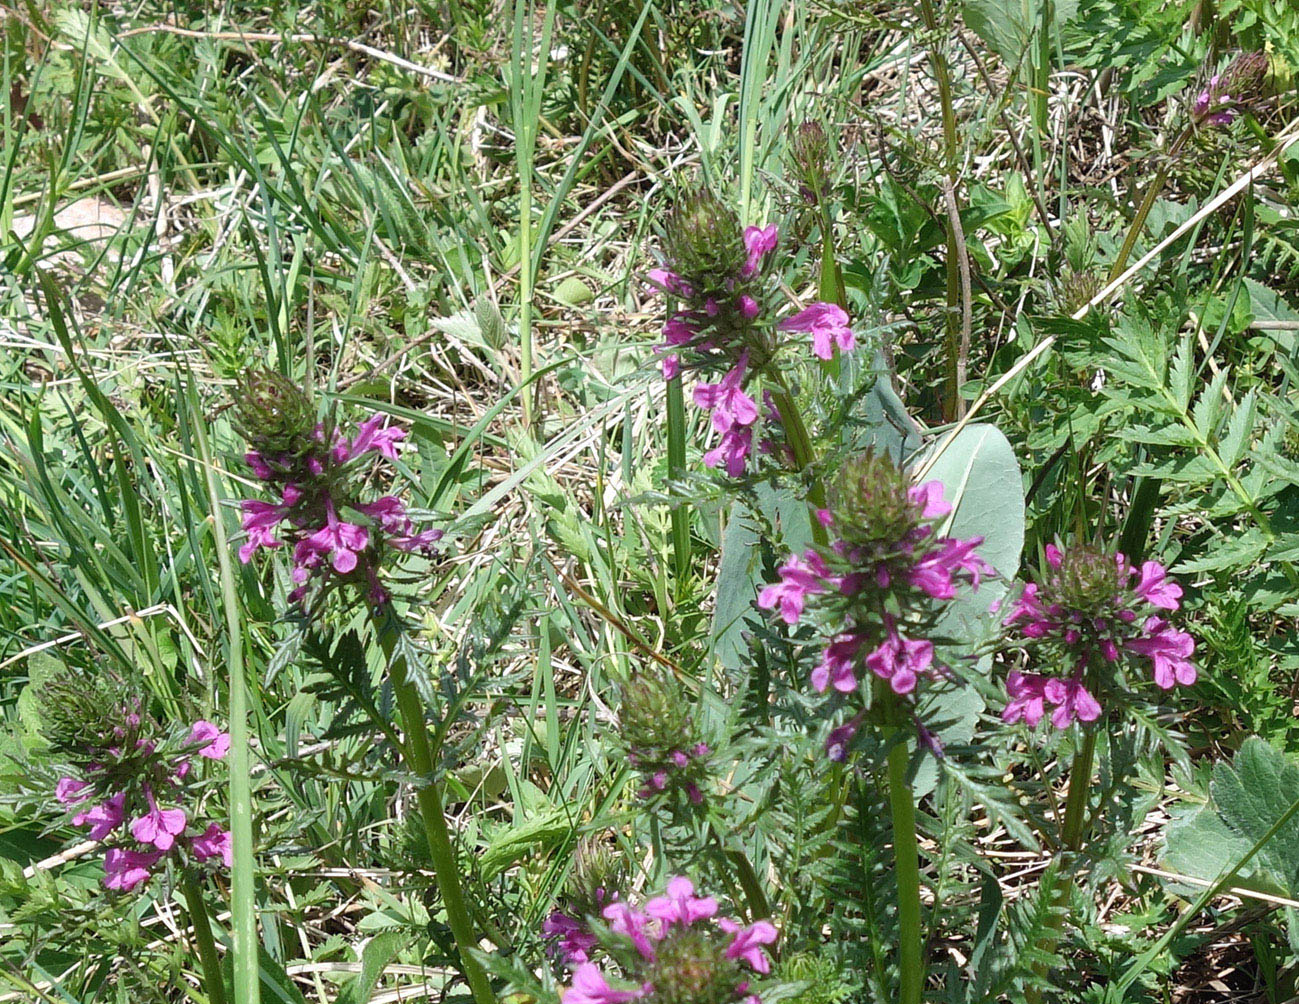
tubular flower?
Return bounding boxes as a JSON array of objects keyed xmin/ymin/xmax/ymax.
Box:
[
  {"xmin": 1000, "ymin": 545, "xmax": 1195, "ymax": 730},
  {"xmin": 556, "ymin": 877, "xmax": 779, "ymax": 1004},
  {"xmin": 647, "ymin": 185, "xmax": 856, "ymax": 478},
  {"xmin": 757, "ymin": 449, "xmax": 992, "ymax": 759},
  {"xmin": 231, "ymin": 370, "xmax": 443, "ymax": 606}
]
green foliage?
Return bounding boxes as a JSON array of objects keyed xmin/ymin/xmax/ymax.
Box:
[
  {"xmin": 2, "ymin": 0, "xmax": 1298, "ymax": 999},
  {"xmin": 1165, "ymin": 737, "xmax": 1299, "ymax": 900}
]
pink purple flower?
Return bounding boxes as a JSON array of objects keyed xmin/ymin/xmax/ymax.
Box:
[
  {"xmin": 1127, "ymin": 617, "xmax": 1196, "ymax": 689},
  {"xmin": 103, "ymin": 847, "xmax": 163, "ymax": 892},
  {"xmin": 56, "ymin": 776, "xmax": 91, "ymax": 806},
  {"xmin": 59, "ymin": 710, "xmax": 235, "ymax": 893},
  {"xmin": 759, "ymin": 453, "xmax": 989, "ymax": 757},
  {"xmin": 602, "ymin": 902, "xmax": 660, "ymax": 962},
  {"xmin": 190, "ymin": 823, "xmax": 233, "ymax": 867},
  {"xmin": 564, "ymin": 963, "xmax": 646, "ymax": 1004},
  {"xmin": 777, "ymin": 302, "xmax": 854, "ymax": 359},
  {"xmin": 644, "ymin": 876, "xmax": 718, "ymax": 928},
  {"xmin": 741, "ymin": 225, "xmax": 778, "ymax": 278},
  {"xmin": 864, "ymin": 626, "xmax": 936, "ymax": 696},
  {"xmin": 758, "ymin": 550, "xmax": 835, "ymax": 625},
  {"xmin": 188, "ymin": 721, "xmax": 230, "ymax": 759},
  {"xmin": 557, "ymin": 878, "xmax": 777, "ymax": 1004},
  {"xmin": 545, "ymin": 911, "xmax": 600, "ymax": 965},
  {"xmin": 703, "ymin": 422, "xmax": 754, "ymax": 477},
  {"xmin": 237, "ymin": 413, "xmax": 444, "ymax": 603},
  {"xmin": 130, "ymin": 795, "xmax": 188, "ymax": 851},
  {"xmin": 1002, "ymin": 546, "xmax": 1195, "ymax": 728},
  {"xmin": 74, "ymin": 791, "xmax": 126, "ymax": 841},
  {"xmin": 338, "ymin": 413, "xmax": 405, "ymax": 463},
  {"xmin": 719, "ymin": 918, "xmax": 778, "ymax": 973},
  {"xmin": 693, "ymin": 357, "xmax": 759, "ymax": 433}
]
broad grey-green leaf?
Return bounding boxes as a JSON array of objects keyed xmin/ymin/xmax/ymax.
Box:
[
  {"xmin": 919, "ymin": 423, "xmax": 1025, "ymax": 647},
  {"xmin": 962, "ymin": 0, "xmax": 1079, "ymax": 63},
  {"xmin": 1163, "ymin": 737, "xmax": 1299, "ymax": 899}
]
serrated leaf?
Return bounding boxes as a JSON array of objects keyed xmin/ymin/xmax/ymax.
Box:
[
  {"xmin": 1218, "ymin": 389, "xmax": 1256, "ymax": 469},
  {"xmin": 1190, "ymin": 369, "xmax": 1230, "ymax": 439},
  {"xmin": 1164, "ymin": 738, "xmax": 1299, "ymax": 898},
  {"xmin": 338, "ymin": 930, "xmax": 410, "ymax": 1004},
  {"xmin": 1169, "ymin": 337, "xmax": 1195, "ymax": 411},
  {"xmin": 1174, "ymin": 531, "xmax": 1268, "ymax": 573}
]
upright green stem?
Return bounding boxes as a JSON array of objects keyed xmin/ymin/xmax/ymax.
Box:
[
  {"xmin": 767, "ymin": 383, "xmax": 828, "ymax": 547},
  {"xmin": 1027, "ymin": 728, "xmax": 1098, "ymax": 1003},
  {"xmin": 818, "ymin": 203, "xmax": 848, "ymax": 311},
  {"xmin": 1107, "ymin": 129, "xmax": 1191, "ymax": 285},
  {"xmin": 374, "ymin": 607, "xmax": 494, "ymax": 1004},
  {"xmin": 886, "ymin": 738, "xmax": 924, "ymax": 1004},
  {"xmin": 1059, "ymin": 729, "xmax": 1097, "ymax": 852},
  {"xmin": 917, "ymin": 0, "xmax": 963, "ymax": 423},
  {"xmin": 182, "ymin": 873, "xmax": 228, "ymax": 1004},
  {"xmin": 666, "ymin": 369, "xmax": 691, "ymax": 583},
  {"xmin": 519, "ymin": 173, "xmax": 535, "ymax": 430},
  {"xmin": 195, "ymin": 400, "xmax": 259, "ymax": 1004}
]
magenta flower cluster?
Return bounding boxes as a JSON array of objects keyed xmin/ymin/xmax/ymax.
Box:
[
  {"xmin": 238, "ymin": 413, "xmax": 442, "ymax": 604},
  {"xmin": 629, "ymin": 742, "xmax": 710, "ymax": 804},
  {"xmin": 758, "ymin": 456, "xmax": 991, "ymax": 757},
  {"xmin": 1193, "ymin": 76, "xmax": 1239, "ymax": 126},
  {"xmin": 649, "ymin": 222, "xmax": 854, "ymax": 478},
  {"xmin": 555, "ymin": 876, "xmax": 777, "ymax": 1004},
  {"xmin": 57, "ymin": 719, "xmax": 231, "ymax": 891},
  {"xmin": 1191, "ymin": 52, "xmax": 1267, "ymax": 127},
  {"xmin": 1001, "ymin": 546, "xmax": 1195, "ymax": 730}
]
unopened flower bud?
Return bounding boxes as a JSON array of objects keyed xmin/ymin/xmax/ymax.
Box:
[
  {"xmin": 231, "ymin": 368, "xmax": 318, "ymax": 459},
  {"xmin": 1057, "ymin": 269, "xmax": 1103, "ymax": 314},
  {"xmin": 644, "ymin": 925, "xmax": 746, "ymax": 1004},
  {"xmin": 566, "ymin": 836, "xmax": 626, "ymax": 920},
  {"xmin": 789, "ymin": 120, "xmax": 832, "ymax": 205},
  {"xmin": 827, "ymin": 448, "xmax": 922, "ymax": 550},
  {"xmin": 1193, "ymin": 50, "xmax": 1270, "ymax": 126},
  {"xmin": 619, "ymin": 669, "xmax": 710, "ymax": 804},
  {"xmin": 662, "ymin": 185, "xmax": 747, "ymax": 287}
]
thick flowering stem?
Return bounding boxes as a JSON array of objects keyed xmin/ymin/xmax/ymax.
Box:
[
  {"xmin": 182, "ymin": 873, "xmax": 228, "ymax": 1004},
  {"xmin": 1059, "ymin": 729, "xmax": 1098, "ymax": 851},
  {"xmin": 374, "ymin": 606, "xmax": 494, "ymax": 1004},
  {"xmin": 1106, "ymin": 128, "xmax": 1191, "ymax": 285},
  {"xmin": 886, "ymin": 737, "xmax": 924, "ymax": 1004},
  {"xmin": 1028, "ymin": 728, "xmax": 1099, "ymax": 1004},
  {"xmin": 766, "ymin": 384, "xmax": 828, "ymax": 547},
  {"xmin": 666, "ymin": 371, "xmax": 692, "ymax": 582}
]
